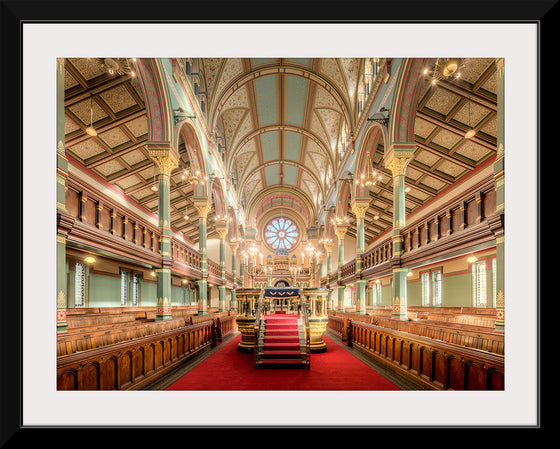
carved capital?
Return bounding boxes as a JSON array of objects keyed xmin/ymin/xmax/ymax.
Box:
[
  {"xmin": 385, "ymin": 156, "xmax": 411, "ymax": 177},
  {"xmin": 216, "ymin": 225, "xmax": 228, "ymax": 240},
  {"xmin": 351, "ymin": 201, "xmax": 370, "ymax": 220},
  {"xmin": 148, "ymin": 149, "xmax": 179, "ymax": 177},
  {"xmin": 335, "ymin": 225, "xmax": 348, "ymax": 240},
  {"xmin": 193, "ymin": 200, "xmax": 212, "ymax": 218}
]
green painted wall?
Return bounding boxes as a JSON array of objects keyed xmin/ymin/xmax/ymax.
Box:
[
  {"xmin": 88, "ymin": 274, "xmax": 120, "ymax": 307},
  {"xmin": 376, "ymin": 268, "xmax": 495, "ymax": 309}
]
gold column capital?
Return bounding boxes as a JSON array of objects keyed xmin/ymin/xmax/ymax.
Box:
[
  {"xmin": 193, "ymin": 200, "xmax": 212, "ymax": 218},
  {"xmin": 216, "ymin": 226, "xmax": 228, "ymax": 240},
  {"xmin": 148, "ymin": 148, "xmax": 179, "ymax": 177},
  {"xmin": 335, "ymin": 225, "xmax": 348, "ymax": 240},
  {"xmin": 351, "ymin": 200, "xmax": 370, "ymax": 219},
  {"xmin": 383, "ymin": 143, "xmax": 415, "ymax": 177},
  {"xmin": 385, "ymin": 155, "xmax": 412, "ymax": 177}
]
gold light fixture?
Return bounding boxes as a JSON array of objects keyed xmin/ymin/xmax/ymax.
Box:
[
  {"xmin": 96, "ymin": 57, "xmax": 137, "ymax": 77},
  {"xmin": 84, "ymin": 256, "xmax": 96, "ymax": 264},
  {"xmin": 357, "ymin": 151, "xmax": 382, "ymax": 188},
  {"xmin": 150, "ymin": 175, "xmax": 159, "ymax": 192},
  {"xmin": 464, "ymin": 94, "xmax": 476, "ymax": 139},
  {"xmin": 85, "ymin": 95, "xmax": 97, "ymax": 137},
  {"xmin": 183, "ymin": 165, "xmax": 206, "ymax": 184},
  {"xmin": 467, "ymin": 255, "xmax": 478, "ymax": 264},
  {"xmin": 424, "ymin": 58, "xmax": 466, "ymax": 85}
]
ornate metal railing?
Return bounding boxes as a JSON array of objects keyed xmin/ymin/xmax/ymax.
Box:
[
  {"xmin": 301, "ymin": 292, "xmax": 311, "ymax": 370},
  {"xmin": 253, "ymin": 290, "xmax": 265, "ymax": 369}
]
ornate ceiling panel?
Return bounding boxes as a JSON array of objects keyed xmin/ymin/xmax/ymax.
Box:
[{"xmin": 63, "ymin": 57, "xmax": 499, "ymax": 248}]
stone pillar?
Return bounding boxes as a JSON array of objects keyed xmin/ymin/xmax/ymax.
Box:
[
  {"xmin": 324, "ymin": 242, "xmax": 334, "ymax": 311},
  {"xmin": 148, "ymin": 144, "xmax": 179, "ymax": 320},
  {"xmin": 239, "ymin": 253, "xmax": 245, "ymax": 288},
  {"xmin": 352, "ymin": 199, "xmax": 370, "ymax": 314},
  {"xmin": 494, "ymin": 58, "xmax": 505, "ymax": 333},
  {"xmin": 335, "ymin": 222, "xmax": 348, "ymax": 312},
  {"xmin": 216, "ymin": 220, "xmax": 228, "ymax": 312},
  {"xmin": 56, "ymin": 58, "xmax": 68, "ymax": 334},
  {"xmin": 230, "ymin": 241, "xmax": 239, "ymax": 311},
  {"xmin": 194, "ymin": 200, "xmax": 212, "ymax": 315},
  {"xmin": 384, "ymin": 144, "xmax": 414, "ymax": 320}
]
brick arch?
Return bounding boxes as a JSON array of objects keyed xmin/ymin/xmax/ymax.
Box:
[
  {"xmin": 388, "ymin": 58, "xmax": 429, "ymax": 145},
  {"xmin": 134, "ymin": 58, "xmax": 173, "ymax": 143},
  {"xmin": 177, "ymin": 123, "xmax": 209, "ymax": 198},
  {"xmin": 335, "ymin": 179, "xmax": 352, "ymax": 218},
  {"xmin": 353, "ymin": 122, "xmax": 387, "ymax": 200},
  {"xmin": 211, "ymin": 180, "xmax": 227, "ymax": 218}
]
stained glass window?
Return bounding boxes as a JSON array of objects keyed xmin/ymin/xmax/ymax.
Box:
[
  {"xmin": 75, "ymin": 262, "xmax": 85, "ymax": 307},
  {"xmin": 264, "ymin": 218, "xmax": 299, "ymax": 250},
  {"xmin": 472, "ymin": 261, "xmax": 487, "ymax": 307},
  {"xmin": 121, "ymin": 271, "xmax": 128, "ymax": 306}
]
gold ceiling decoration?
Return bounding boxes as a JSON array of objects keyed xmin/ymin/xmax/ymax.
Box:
[
  {"xmin": 95, "ymin": 58, "xmax": 137, "ymax": 76},
  {"xmin": 426, "ymin": 58, "xmax": 466, "ymax": 84}
]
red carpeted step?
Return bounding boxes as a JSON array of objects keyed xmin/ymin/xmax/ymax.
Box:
[
  {"xmin": 263, "ymin": 343, "xmax": 301, "ymax": 351},
  {"xmin": 264, "ymin": 337, "xmax": 299, "ymax": 344},
  {"xmin": 261, "ymin": 351, "xmax": 302, "ymax": 360},
  {"xmin": 266, "ymin": 329, "xmax": 298, "ymax": 334}
]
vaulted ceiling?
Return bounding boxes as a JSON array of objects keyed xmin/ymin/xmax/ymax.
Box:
[
  {"xmin": 207, "ymin": 58, "xmax": 353, "ymax": 228},
  {"xmin": 63, "ymin": 57, "xmax": 499, "ymax": 248}
]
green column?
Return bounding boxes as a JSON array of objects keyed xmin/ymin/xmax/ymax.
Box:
[
  {"xmin": 384, "ymin": 147, "xmax": 413, "ymax": 320},
  {"xmin": 239, "ymin": 258, "xmax": 245, "ymax": 288},
  {"xmin": 148, "ymin": 146, "xmax": 179, "ymax": 320},
  {"xmin": 335, "ymin": 224, "xmax": 348, "ymax": 312},
  {"xmin": 352, "ymin": 200, "xmax": 369, "ymax": 314},
  {"xmin": 494, "ymin": 58, "xmax": 505, "ymax": 333},
  {"xmin": 216, "ymin": 221, "xmax": 228, "ymax": 312},
  {"xmin": 325, "ymin": 243, "xmax": 333, "ymax": 311},
  {"xmin": 194, "ymin": 200, "xmax": 211, "ymax": 315},
  {"xmin": 230, "ymin": 242, "xmax": 239, "ymax": 311},
  {"xmin": 56, "ymin": 58, "xmax": 68, "ymax": 334}
]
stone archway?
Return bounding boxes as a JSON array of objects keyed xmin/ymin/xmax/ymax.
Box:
[{"xmin": 274, "ymin": 279, "xmax": 290, "ymax": 288}]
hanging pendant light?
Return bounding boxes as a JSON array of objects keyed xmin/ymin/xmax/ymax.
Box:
[
  {"xmin": 85, "ymin": 95, "xmax": 97, "ymax": 137},
  {"xmin": 464, "ymin": 94, "xmax": 476, "ymax": 139},
  {"xmin": 151, "ymin": 174, "xmax": 159, "ymax": 192}
]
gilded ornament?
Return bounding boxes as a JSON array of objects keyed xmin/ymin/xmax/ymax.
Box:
[
  {"xmin": 496, "ymin": 290, "xmax": 505, "ymax": 308},
  {"xmin": 57, "ymin": 290, "xmax": 66, "ymax": 308}
]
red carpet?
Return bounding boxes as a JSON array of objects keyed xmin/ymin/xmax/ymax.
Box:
[
  {"xmin": 166, "ymin": 331, "xmax": 400, "ymax": 391},
  {"xmin": 260, "ymin": 314, "xmax": 303, "ymax": 367}
]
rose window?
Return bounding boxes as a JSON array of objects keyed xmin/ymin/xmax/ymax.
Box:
[{"xmin": 264, "ymin": 218, "xmax": 299, "ymax": 250}]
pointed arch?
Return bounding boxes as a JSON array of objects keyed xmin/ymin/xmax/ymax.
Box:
[
  {"xmin": 134, "ymin": 58, "xmax": 174, "ymax": 143},
  {"xmin": 176, "ymin": 122, "xmax": 209, "ymax": 198},
  {"xmin": 353, "ymin": 122, "xmax": 388, "ymax": 200},
  {"xmin": 389, "ymin": 58, "xmax": 429, "ymax": 145}
]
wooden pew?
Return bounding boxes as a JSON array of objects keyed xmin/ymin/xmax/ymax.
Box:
[
  {"xmin": 346, "ymin": 319, "xmax": 504, "ymax": 390},
  {"xmin": 57, "ymin": 319, "xmax": 216, "ymax": 390}
]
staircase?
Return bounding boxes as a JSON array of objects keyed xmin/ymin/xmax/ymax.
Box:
[{"xmin": 255, "ymin": 312, "xmax": 309, "ymax": 369}]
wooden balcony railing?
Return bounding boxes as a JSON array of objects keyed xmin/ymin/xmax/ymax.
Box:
[
  {"xmin": 327, "ymin": 316, "xmax": 504, "ymax": 390},
  {"xmin": 57, "ymin": 319, "xmax": 216, "ymax": 390},
  {"xmin": 62, "ymin": 175, "xmax": 233, "ymax": 285}
]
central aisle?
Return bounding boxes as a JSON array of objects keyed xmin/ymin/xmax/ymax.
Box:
[{"xmin": 165, "ymin": 328, "xmax": 401, "ymax": 391}]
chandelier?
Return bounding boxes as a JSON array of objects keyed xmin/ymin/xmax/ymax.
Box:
[
  {"xmin": 424, "ymin": 58, "xmax": 466, "ymax": 85},
  {"xmin": 182, "ymin": 165, "xmax": 206, "ymax": 185},
  {"xmin": 357, "ymin": 151, "xmax": 382, "ymax": 188},
  {"xmin": 95, "ymin": 58, "xmax": 137, "ymax": 77}
]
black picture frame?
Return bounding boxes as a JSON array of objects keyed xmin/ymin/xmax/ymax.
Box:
[{"xmin": 2, "ymin": 0, "xmax": 552, "ymax": 444}]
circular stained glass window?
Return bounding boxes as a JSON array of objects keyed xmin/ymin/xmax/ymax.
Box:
[{"xmin": 264, "ymin": 217, "xmax": 299, "ymax": 250}]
